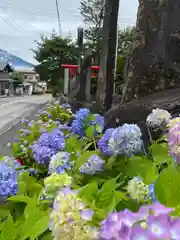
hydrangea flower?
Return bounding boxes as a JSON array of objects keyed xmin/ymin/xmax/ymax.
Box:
[
  {"xmin": 71, "ymin": 108, "xmax": 104, "ymax": 137},
  {"xmin": 168, "ymin": 117, "xmax": 180, "ymax": 128},
  {"xmin": 31, "ymin": 144, "xmax": 57, "ymax": 165},
  {"xmin": 38, "ymin": 128, "xmax": 65, "ymax": 151},
  {"xmin": 80, "ymin": 155, "xmax": 104, "ymax": 175},
  {"xmin": 127, "ymin": 177, "xmax": 156, "ymax": 203},
  {"xmin": 99, "ymin": 202, "xmax": 179, "ymax": 239},
  {"xmin": 71, "ymin": 119, "xmax": 84, "ymax": 136},
  {"xmin": 168, "ymin": 122, "xmax": 180, "ymax": 163},
  {"xmin": 41, "ymin": 173, "xmax": 72, "ymax": 201},
  {"xmin": 2, "ymin": 156, "xmax": 21, "ymax": 169},
  {"xmin": 75, "ymin": 108, "xmax": 90, "ymax": 122},
  {"xmin": 48, "ymin": 152, "xmax": 71, "ymax": 174},
  {"xmin": 108, "ymin": 124, "xmax": 143, "ymax": 156},
  {"xmin": 98, "ymin": 128, "xmax": 114, "ymax": 156},
  {"xmin": 146, "ymin": 108, "xmax": 172, "ymax": 128},
  {"xmin": 0, "ymin": 162, "xmax": 18, "ymax": 200},
  {"xmin": 49, "ymin": 187, "xmax": 98, "ymax": 239}
]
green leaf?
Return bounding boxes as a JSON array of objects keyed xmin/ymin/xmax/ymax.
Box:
[
  {"xmin": 151, "ymin": 143, "xmax": 173, "ymax": 165},
  {"xmin": 29, "ymin": 215, "xmax": 49, "ymax": 240},
  {"xmin": 125, "ymin": 156, "xmax": 158, "ymax": 184},
  {"xmin": 20, "ymin": 210, "xmax": 50, "ymax": 240},
  {"xmin": 0, "ymin": 214, "xmax": 17, "ymax": 240},
  {"xmin": 8, "ymin": 195, "xmax": 33, "ymax": 204},
  {"xmin": 155, "ymin": 165, "xmax": 180, "ymax": 207},
  {"xmin": 96, "ymin": 179, "xmax": 116, "ymax": 208},
  {"xmin": 75, "ymin": 151, "xmax": 97, "ymax": 170},
  {"xmin": 85, "ymin": 125, "xmax": 96, "ymax": 139},
  {"xmin": 79, "ymin": 181, "xmax": 98, "ymax": 205}
]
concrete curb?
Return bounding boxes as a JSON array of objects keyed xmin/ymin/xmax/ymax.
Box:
[{"xmin": 0, "ymin": 102, "xmax": 48, "ymax": 136}]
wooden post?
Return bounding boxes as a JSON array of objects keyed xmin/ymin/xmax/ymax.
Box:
[
  {"xmin": 96, "ymin": 0, "xmax": 120, "ymax": 112},
  {"xmin": 76, "ymin": 49, "xmax": 92, "ymax": 102},
  {"xmin": 63, "ymin": 68, "xmax": 69, "ymax": 95}
]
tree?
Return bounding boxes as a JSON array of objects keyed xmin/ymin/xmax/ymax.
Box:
[
  {"xmin": 121, "ymin": 0, "xmax": 180, "ymax": 103},
  {"xmin": 117, "ymin": 27, "xmax": 135, "ymax": 57},
  {"xmin": 80, "ymin": 0, "xmax": 104, "ymax": 64},
  {"xmin": 9, "ymin": 72, "xmax": 23, "ymax": 89},
  {"xmin": 32, "ymin": 33, "xmax": 78, "ymax": 93}
]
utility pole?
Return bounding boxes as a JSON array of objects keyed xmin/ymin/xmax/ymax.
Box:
[
  {"xmin": 96, "ymin": 0, "xmax": 120, "ymax": 112},
  {"xmin": 55, "ymin": 0, "xmax": 62, "ymax": 35}
]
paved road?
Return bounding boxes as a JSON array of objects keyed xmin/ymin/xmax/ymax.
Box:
[{"xmin": 0, "ymin": 94, "xmax": 52, "ymax": 156}]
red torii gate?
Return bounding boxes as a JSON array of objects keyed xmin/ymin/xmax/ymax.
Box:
[{"xmin": 61, "ymin": 64, "xmax": 99, "ymax": 80}]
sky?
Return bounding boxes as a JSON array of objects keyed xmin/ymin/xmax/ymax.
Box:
[{"xmin": 0, "ymin": 0, "xmax": 138, "ymax": 64}]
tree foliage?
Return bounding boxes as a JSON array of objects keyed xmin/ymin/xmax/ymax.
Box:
[
  {"xmin": 80, "ymin": 0, "xmax": 104, "ymax": 63},
  {"xmin": 32, "ymin": 33, "xmax": 78, "ymax": 91},
  {"xmin": 117, "ymin": 27, "xmax": 135, "ymax": 57}
]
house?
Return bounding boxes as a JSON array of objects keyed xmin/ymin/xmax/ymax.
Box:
[
  {"xmin": 0, "ymin": 61, "xmax": 14, "ymax": 95},
  {"xmin": 15, "ymin": 68, "xmax": 46, "ymax": 94}
]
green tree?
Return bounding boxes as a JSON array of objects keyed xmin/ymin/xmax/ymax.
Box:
[
  {"xmin": 117, "ymin": 27, "xmax": 135, "ymax": 57},
  {"xmin": 9, "ymin": 72, "xmax": 23, "ymax": 88},
  {"xmin": 80, "ymin": 0, "xmax": 104, "ymax": 64},
  {"xmin": 32, "ymin": 33, "xmax": 78, "ymax": 94}
]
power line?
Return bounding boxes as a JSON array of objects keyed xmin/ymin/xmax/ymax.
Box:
[
  {"xmin": 0, "ymin": 8, "xmax": 29, "ymax": 36},
  {"xmin": 0, "ymin": 3, "xmax": 135, "ymax": 24}
]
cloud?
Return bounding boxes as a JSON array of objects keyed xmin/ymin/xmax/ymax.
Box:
[{"xmin": 0, "ymin": 0, "xmax": 138, "ymax": 64}]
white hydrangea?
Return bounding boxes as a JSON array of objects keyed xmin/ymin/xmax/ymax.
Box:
[
  {"xmin": 127, "ymin": 177, "xmax": 149, "ymax": 202},
  {"xmin": 146, "ymin": 108, "xmax": 171, "ymax": 128}
]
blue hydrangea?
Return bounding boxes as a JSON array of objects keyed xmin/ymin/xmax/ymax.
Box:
[
  {"xmin": 38, "ymin": 128, "xmax": 65, "ymax": 151},
  {"xmin": 71, "ymin": 108, "xmax": 104, "ymax": 137},
  {"xmin": 71, "ymin": 119, "xmax": 84, "ymax": 136},
  {"xmin": 148, "ymin": 183, "xmax": 156, "ymax": 202},
  {"xmin": 2, "ymin": 156, "xmax": 21, "ymax": 169},
  {"xmin": 92, "ymin": 114, "xmax": 104, "ymax": 133},
  {"xmin": 31, "ymin": 144, "xmax": 57, "ymax": 165},
  {"xmin": 80, "ymin": 155, "xmax": 104, "ymax": 175},
  {"xmin": 0, "ymin": 162, "xmax": 18, "ymax": 200},
  {"xmin": 48, "ymin": 152, "xmax": 71, "ymax": 174},
  {"xmin": 75, "ymin": 108, "xmax": 90, "ymax": 122},
  {"xmin": 98, "ymin": 128, "xmax": 114, "ymax": 155},
  {"xmin": 108, "ymin": 124, "xmax": 143, "ymax": 156}
]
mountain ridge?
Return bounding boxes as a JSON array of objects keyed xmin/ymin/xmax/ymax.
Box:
[{"xmin": 0, "ymin": 49, "xmax": 35, "ymax": 70}]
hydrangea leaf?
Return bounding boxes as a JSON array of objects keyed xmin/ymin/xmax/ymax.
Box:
[
  {"xmin": 125, "ymin": 156, "xmax": 158, "ymax": 185},
  {"xmin": 155, "ymin": 165, "xmax": 180, "ymax": 207},
  {"xmin": 0, "ymin": 214, "xmax": 17, "ymax": 240},
  {"xmin": 96, "ymin": 178, "xmax": 117, "ymax": 208},
  {"xmin": 85, "ymin": 125, "xmax": 96, "ymax": 139},
  {"xmin": 151, "ymin": 143, "xmax": 173, "ymax": 165},
  {"xmin": 79, "ymin": 181, "xmax": 99, "ymax": 205}
]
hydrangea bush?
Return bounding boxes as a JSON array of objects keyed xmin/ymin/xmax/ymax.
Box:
[{"xmin": 1, "ymin": 103, "xmax": 180, "ymax": 239}]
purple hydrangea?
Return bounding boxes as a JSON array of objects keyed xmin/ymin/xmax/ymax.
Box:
[
  {"xmin": 0, "ymin": 162, "xmax": 18, "ymax": 200},
  {"xmin": 38, "ymin": 128, "xmax": 65, "ymax": 151},
  {"xmin": 31, "ymin": 144, "xmax": 57, "ymax": 165},
  {"xmin": 71, "ymin": 119, "xmax": 84, "ymax": 136},
  {"xmin": 80, "ymin": 155, "xmax": 104, "ymax": 175},
  {"xmin": 168, "ymin": 122, "xmax": 180, "ymax": 163},
  {"xmin": 108, "ymin": 124, "xmax": 143, "ymax": 156},
  {"xmin": 99, "ymin": 202, "xmax": 179, "ymax": 239},
  {"xmin": 98, "ymin": 128, "xmax": 114, "ymax": 155}
]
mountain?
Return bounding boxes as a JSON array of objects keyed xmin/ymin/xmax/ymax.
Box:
[{"xmin": 0, "ymin": 49, "xmax": 35, "ymax": 71}]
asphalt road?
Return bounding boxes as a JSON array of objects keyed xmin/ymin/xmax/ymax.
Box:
[{"xmin": 0, "ymin": 94, "xmax": 52, "ymax": 156}]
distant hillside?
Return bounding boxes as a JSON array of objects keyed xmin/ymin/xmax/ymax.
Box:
[{"xmin": 0, "ymin": 49, "xmax": 35, "ymax": 70}]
